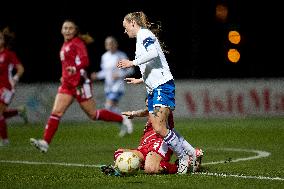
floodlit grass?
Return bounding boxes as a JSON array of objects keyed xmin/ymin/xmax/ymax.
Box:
[{"xmin": 0, "ymin": 117, "xmax": 283, "ymax": 189}]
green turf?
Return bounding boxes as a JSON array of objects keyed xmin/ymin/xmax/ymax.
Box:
[{"xmin": 0, "ymin": 117, "xmax": 283, "ymax": 188}]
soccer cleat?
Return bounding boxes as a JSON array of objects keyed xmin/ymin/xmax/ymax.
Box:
[
  {"xmin": 194, "ymin": 148, "xmax": 204, "ymax": 172},
  {"xmin": 100, "ymin": 164, "xmax": 121, "ymax": 176},
  {"xmin": 188, "ymin": 148, "xmax": 204, "ymax": 173},
  {"xmin": 190, "ymin": 153, "xmax": 198, "ymax": 173},
  {"xmin": 118, "ymin": 124, "xmax": 127, "ymax": 137},
  {"xmin": 119, "ymin": 115, "xmax": 133, "ymax": 137},
  {"xmin": 18, "ymin": 105, "xmax": 29, "ymax": 124},
  {"xmin": 177, "ymin": 153, "xmax": 190, "ymax": 174},
  {"xmin": 30, "ymin": 138, "xmax": 49, "ymax": 153}
]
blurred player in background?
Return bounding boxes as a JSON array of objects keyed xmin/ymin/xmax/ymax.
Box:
[
  {"xmin": 30, "ymin": 19, "xmax": 133, "ymax": 153},
  {"xmin": 3, "ymin": 105, "xmax": 28, "ymax": 124},
  {"xmin": 0, "ymin": 27, "xmax": 25, "ymax": 146},
  {"xmin": 90, "ymin": 36, "xmax": 134, "ymax": 136},
  {"xmin": 117, "ymin": 11, "xmax": 198, "ymax": 174},
  {"xmin": 102, "ymin": 98, "xmax": 203, "ymax": 175}
]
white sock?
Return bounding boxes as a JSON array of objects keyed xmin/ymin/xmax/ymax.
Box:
[
  {"xmin": 175, "ymin": 129, "xmax": 196, "ymax": 157},
  {"xmin": 164, "ymin": 129, "xmax": 185, "ymax": 158}
]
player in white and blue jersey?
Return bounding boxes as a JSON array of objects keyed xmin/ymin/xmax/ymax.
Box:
[
  {"xmin": 117, "ymin": 11, "xmax": 198, "ymax": 174},
  {"xmin": 91, "ymin": 36, "xmax": 134, "ymax": 136}
]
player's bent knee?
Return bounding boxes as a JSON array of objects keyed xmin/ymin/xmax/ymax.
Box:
[
  {"xmin": 152, "ymin": 126, "xmax": 168, "ymax": 137},
  {"xmin": 88, "ymin": 111, "xmax": 97, "ymax": 120}
]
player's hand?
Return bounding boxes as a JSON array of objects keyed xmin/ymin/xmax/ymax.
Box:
[
  {"xmin": 124, "ymin": 78, "xmax": 143, "ymax": 84},
  {"xmin": 90, "ymin": 72, "xmax": 97, "ymax": 80},
  {"xmin": 122, "ymin": 111, "xmax": 134, "ymax": 119},
  {"xmin": 117, "ymin": 59, "xmax": 134, "ymax": 69}
]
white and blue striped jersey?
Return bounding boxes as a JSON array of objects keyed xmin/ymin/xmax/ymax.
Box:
[{"xmin": 133, "ymin": 28, "xmax": 173, "ymax": 93}]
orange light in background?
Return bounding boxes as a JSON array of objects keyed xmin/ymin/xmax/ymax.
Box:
[
  {"xmin": 228, "ymin": 30, "xmax": 241, "ymax": 44},
  {"xmin": 216, "ymin": 4, "xmax": 228, "ymax": 23},
  {"xmin": 227, "ymin": 49, "xmax": 240, "ymax": 63}
]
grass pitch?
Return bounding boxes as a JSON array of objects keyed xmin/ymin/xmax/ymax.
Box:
[{"xmin": 0, "ymin": 117, "xmax": 283, "ymax": 189}]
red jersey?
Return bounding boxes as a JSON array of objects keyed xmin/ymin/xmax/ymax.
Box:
[
  {"xmin": 138, "ymin": 111, "xmax": 174, "ymax": 149},
  {"xmin": 137, "ymin": 111, "xmax": 175, "ymax": 162},
  {"xmin": 60, "ymin": 37, "xmax": 89, "ymax": 88},
  {"xmin": 0, "ymin": 49, "xmax": 21, "ymax": 90}
]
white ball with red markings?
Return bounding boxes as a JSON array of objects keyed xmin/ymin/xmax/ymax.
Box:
[{"xmin": 115, "ymin": 152, "xmax": 141, "ymax": 174}]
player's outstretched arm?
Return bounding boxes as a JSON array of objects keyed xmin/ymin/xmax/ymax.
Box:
[
  {"xmin": 122, "ymin": 108, "xmax": 148, "ymax": 119},
  {"xmin": 124, "ymin": 78, "xmax": 143, "ymax": 84}
]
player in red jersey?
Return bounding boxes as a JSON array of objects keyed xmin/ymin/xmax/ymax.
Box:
[
  {"xmin": 0, "ymin": 27, "xmax": 25, "ymax": 146},
  {"xmin": 116, "ymin": 108, "xmax": 178, "ymax": 174},
  {"xmin": 30, "ymin": 19, "xmax": 132, "ymax": 153},
  {"xmin": 102, "ymin": 98, "xmax": 203, "ymax": 175}
]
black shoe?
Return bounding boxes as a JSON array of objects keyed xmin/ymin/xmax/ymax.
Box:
[{"xmin": 100, "ymin": 165, "xmax": 121, "ymax": 176}]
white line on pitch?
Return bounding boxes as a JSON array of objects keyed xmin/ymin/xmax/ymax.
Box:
[
  {"xmin": 203, "ymin": 148, "xmax": 271, "ymax": 165},
  {"xmin": 0, "ymin": 160, "xmax": 102, "ymax": 168},
  {"xmin": 193, "ymin": 172, "xmax": 284, "ymax": 181},
  {"xmin": 0, "ymin": 159, "xmax": 283, "ymax": 181}
]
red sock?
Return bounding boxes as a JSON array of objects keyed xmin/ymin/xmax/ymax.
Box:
[
  {"xmin": 160, "ymin": 161, "xmax": 178, "ymax": 174},
  {"xmin": 0, "ymin": 116, "xmax": 8, "ymax": 140},
  {"xmin": 3, "ymin": 109, "xmax": 18, "ymax": 119},
  {"xmin": 43, "ymin": 114, "xmax": 60, "ymax": 144},
  {"xmin": 95, "ymin": 109, "xmax": 123, "ymax": 122}
]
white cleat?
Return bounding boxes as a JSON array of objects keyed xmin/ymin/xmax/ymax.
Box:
[
  {"xmin": 30, "ymin": 138, "xmax": 49, "ymax": 153},
  {"xmin": 118, "ymin": 124, "xmax": 127, "ymax": 137},
  {"xmin": 177, "ymin": 153, "xmax": 190, "ymax": 174},
  {"xmin": 190, "ymin": 153, "xmax": 198, "ymax": 173},
  {"xmin": 122, "ymin": 115, "xmax": 133, "ymax": 134}
]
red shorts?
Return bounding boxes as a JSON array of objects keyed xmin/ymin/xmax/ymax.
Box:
[
  {"xmin": 0, "ymin": 87, "xmax": 14, "ymax": 105},
  {"xmin": 137, "ymin": 130, "xmax": 173, "ymax": 162},
  {"xmin": 58, "ymin": 82, "xmax": 93, "ymax": 103}
]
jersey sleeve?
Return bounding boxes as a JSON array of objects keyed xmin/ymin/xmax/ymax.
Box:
[{"xmin": 133, "ymin": 30, "xmax": 159, "ymax": 66}]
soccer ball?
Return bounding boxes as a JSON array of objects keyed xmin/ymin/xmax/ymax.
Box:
[{"xmin": 115, "ymin": 152, "xmax": 141, "ymax": 174}]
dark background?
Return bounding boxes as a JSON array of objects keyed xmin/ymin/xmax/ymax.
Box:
[{"xmin": 0, "ymin": 0, "xmax": 282, "ymax": 83}]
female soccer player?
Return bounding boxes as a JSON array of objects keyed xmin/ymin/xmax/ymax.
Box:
[
  {"xmin": 90, "ymin": 36, "xmax": 134, "ymax": 114},
  {"xmin": 117, "ymin": 11, "xmax": 197, "ymax": 174},
  {"xmin": 30, "ymin": 19, "xmax": 132, "ymax": 153},
  {"xmin": 91, "ymin": 36, "xmax": 134, "ymax": 136},
  {"xmin": 0, "ymin": 27, "xmax": 25, "ymax": 146}
]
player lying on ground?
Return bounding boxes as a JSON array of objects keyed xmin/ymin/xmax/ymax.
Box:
[{"xmin": 101, "ymin": 99, "xmax": 203, "ymax": 175}]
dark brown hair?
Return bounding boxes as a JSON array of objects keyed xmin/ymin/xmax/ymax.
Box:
[{"xmin": 0, "ymin": 27, "xmax": 16, "ymax": 49}]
